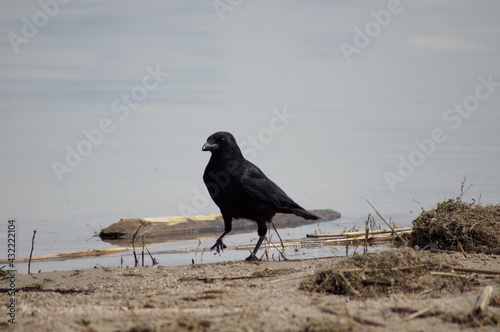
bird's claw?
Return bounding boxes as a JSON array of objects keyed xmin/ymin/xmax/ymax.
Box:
[
  {"xmin": 210, "ymin": 239, "xmax": 227, "ymax": 254},
  {"xmin": 245, "ymin": 253, "xmax": 261, "ymax": 262}
]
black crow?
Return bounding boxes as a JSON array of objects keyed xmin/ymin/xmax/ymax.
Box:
[{"xmin": 202, "ymin": 131, "xmax": 320, "ymax": 261}]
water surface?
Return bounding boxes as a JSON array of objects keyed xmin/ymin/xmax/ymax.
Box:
[{"xmin": 1, "ymin": 1, "xmax": 499, "ymax": 271}]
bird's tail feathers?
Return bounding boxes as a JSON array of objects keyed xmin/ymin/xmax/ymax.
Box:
[{"xmin": 290, "ymin": 208, "xmax": 320, "ymax": 220}]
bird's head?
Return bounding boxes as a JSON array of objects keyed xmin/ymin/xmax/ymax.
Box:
[{"xmin": 202, "ymin": 131, "xmax": 241, "ymax": 158}]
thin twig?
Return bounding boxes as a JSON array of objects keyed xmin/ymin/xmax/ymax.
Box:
[
  {"xmin": 321, "ymin": 305, "xmax": 386, "ymax": 328},
  {"xmin": 413, "ymin": 199, "xmax": 424, "ymax": 213},
  {"xmin": 132, "ymin": 223, "xmax": 147, "ymax": 267},
  {"xmin": 405, "ymin": 307, "xmax": 432, "ymax": 321},
  {"xmin": 458, "ymin": 177, "xmax": 472, "ymax": 200},
  {"xmin": 430, "ymin": 272, "xmax": 469, "ymax": 278},
  {"xmin": 457, "ymin": 241, "xmax": 467, "ymax": 258},
  {"xmin": 28, "ymin": 230, "xmax": 37, "ymax": 274},
  {"xmin": 195, "ymin": 230, "xmax": 202, "ymax": 247},
  {"xmin": 182, "ymin": 274, "xmax": 275, "ymax": 282},
  {"xmin": 323, "ymin": 307, "xmax": 387, "ymax": 328},
  {"xmin": 246, "ymin": 246, "xmax": 259, "ymax": 261},
  {"xmin": 306, "ymin": 227, "xmax": 412, "ymax": 238},
  {"xmin": 366, "ymin": 199, "xmax": 397, "ymax": 234},
  {"xmin": 86, "ymin": 224, "xmax": 100, "ymax": 240},
  {"xmin": 339, "ymin": 271, "xmax": 361, "ymax": 297},
  {"xmin": 473, "ymin": 285, "xmax": 493, "ymax": 316},
  {"xmin": 266, "ymin": 239, "xmax": 289, "ymax": 261},
  {"xmin": 484, "ymin": 247, "xmax": 500, "ymax": 254},
  {"xmin": 323, "ymin": 234, "xmax": 405, "ymax": 244},
  {"xmin": 350, "ymin": 315, "xmax": 387, "ymax": 327},
  {"xmin": 144, "ymin": 245, "xmax": 158, "ymax": 266},
  {"xmin": 269, "ymin": 275, "xmax": 310, "ymax": 283},
  {"xmin": 340, "ymin": 263, "xmax": 427, "ymax": 274},
  {"xmin": 364, "ymin": 215, "xmax": 369, "ymax": 255},
  {"xmin": 141, "ymin": 241, "xmax": 145, "ymax": 267},
  {"xmin": 270, "ymin": 220, "xmax": 285, "ymax": 250},
  {"xmin": 0, "ymin": 248, "xmax": 132, "ymax": 264},
  {"xmin": 0, "ymin": 287, "xmax": 92, "ymax": 294},
  {"xmin": 443, "ymin": 265, "xmax": 500, "ymax": 275}
]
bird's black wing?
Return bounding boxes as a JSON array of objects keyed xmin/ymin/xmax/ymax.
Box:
[
  {"xmin": 239, "ymin": 160, "xmax": 301, "ymax": 210},
  {"xmin": 239, "ymin": 160, "xmax": 320, "ymax": 220}
]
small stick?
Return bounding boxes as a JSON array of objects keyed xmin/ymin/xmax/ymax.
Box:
[
  {"xmin": 184, "ymin": 274, "xmax": 276, "ymax": 282},
  {"xmin": 340, "ymin": 263, "xmax": 427, "ymax": 274},
  {"xmin": 324, "ymin": 234, "xmax": 401, "ymax": 244},
  {"xmin": 195, "ymin": 230, "xmax": 202, "ymax": 248},
  {"xmin": 366, "ymin": 199, "xmax": 397, "ymax": 234},
  {"xmin": 473, "ymin": 285, "xmax": 493, "ymax": 316},
  {"xmin": 145, "ymin": 245, "xmax": 158, "ymax": 266},
  {"xmin": 392, "ymin": 263, "xmax": 427, "ymax": 271},
  {"xmin": 270, "ymin": 220, "xmax": 285, "ymax": 250},
  {"xmin": 339, "ymin": 271, "xmax": 361, "ymax": 297},
  {"xmin": 266, "ymin": 239, "xmax": 289, "ymax": 261},
  {"xmin": 28, "ymin": 230, "xmax": 37, "ymax": 274},
  {"xmin": 444, "ymin": 266, "xmax": 500, "ymax": 275},
  {"xmin": 458, "ymin": 177, "xmax": 472, "ymax": 200},
  {"xmin": 430, "ymin": 271, "xmax": 469, "ymax": 278},
  {"xmin": 484, "ymin": 247, "xmax": 500, "ymax": 254},
  {"xmin": 0, "ymin": 247, "xmax": 132, "ymax": 264},
  {"xmin": 270, "ymin": 275, "xmax": 310, "ymax": 283},
  {"xmin": 405, "ymin": 307, "xmax": 432, "ymax": 321},
  {"xmin": 246, "ymin": 246, "xmax": 259, "ymax": 261},
  {"xmin": 350, "ymin": 315, "xmax": 387, "ymax": 327},
  {"xmin": 364, "ymin": 216, "xmax": 369, "ymax": 255},
  {"xmin": 323, "ymin": 305, "xmax": 387, "ymax": 328},
  {"xmin": 141, "ymin": 243, "xmax": 145, "ymax": 267},
  {"xmin": 132, "ymin": 240, "xmax": 138, "ymax": 267},
  {"xmin": 457, "ymin": 241, "xmax": 467, "ymax": 258},
  {"xmin": 0, "ymin": 287, "xmax": 90, "ymax": 294},
  {"xmin": 307, "ymin": 227, "xmax": 412, "ymax": 238},
  {"xmin": 413, "ymin": 199, "xmax": 425, "ymax": 212},
  {"xmin": 263, "ymin": 242, "xmax": 270, "ymax": 261},
  {"xmin": 131, "ymin": 223, "xmax": 147, "ymax": 267}
]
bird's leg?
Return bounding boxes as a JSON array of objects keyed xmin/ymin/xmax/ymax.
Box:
[
  {"xmin": 211, "ymin": 214, "xmax": 232, "ymax": 255},
  {"xmin": 245, "ymin": 236, "xmax": 265, "ymax": 261},
  {"xmin": 245, "ymin": 221, "xmax": 267, "ymax": 261},
  {"xmin": 211, "ymin": 232, "xmax": 228, "ymax": 254}
]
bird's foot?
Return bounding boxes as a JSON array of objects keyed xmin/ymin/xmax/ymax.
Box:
[
  {"xmin": 245, "ymin": 253, "xmax": 261, "ymax": 262},
  {"xmin": 210, "ymin": 238, "xmax": 227, "ymax": 254}
]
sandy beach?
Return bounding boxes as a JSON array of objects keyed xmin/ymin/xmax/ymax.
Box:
[{"xmin": 1, "ymin": 249, "xmax": 499, "ymax": 331}]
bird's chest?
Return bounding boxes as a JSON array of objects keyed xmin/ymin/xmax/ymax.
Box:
[
  {"xmin": 204, "ymin": 166, "xmax": 256, "ymax": 209},
  {"xmin": 203, "ymin": 168, "xmax": 244, "ymax": 202}
]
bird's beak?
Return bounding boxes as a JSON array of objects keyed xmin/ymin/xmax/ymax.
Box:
[{"xmin": 202, "ymin": 142, "xmax": 219, "ymax": 151}]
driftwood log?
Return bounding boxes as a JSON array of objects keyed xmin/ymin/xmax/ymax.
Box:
[{"xmin": 99, "ymin": 209, "xmax": 340, "ymax": 245}]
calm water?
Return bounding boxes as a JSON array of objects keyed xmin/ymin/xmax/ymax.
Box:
[{"xmin": 1, "ymin": 1, "xmax": 500, "ymax": 272}]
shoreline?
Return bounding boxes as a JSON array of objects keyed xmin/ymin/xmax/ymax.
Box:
[{"xmin": 1, "ymin": 250, "xmax": 499, "ymax": 331}]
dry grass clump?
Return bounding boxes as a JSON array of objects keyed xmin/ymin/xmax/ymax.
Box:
[
  {"xmin": 411, "ymin": 198, "xmax": 500, "ymax": 253},
  {"xmin": 301, "ymin": 248, "xmax": 476, "ymax": 298}
]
